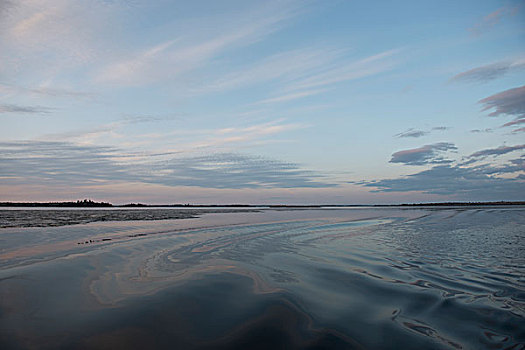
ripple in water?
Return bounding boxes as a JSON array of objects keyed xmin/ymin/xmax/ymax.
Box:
[{"xmin": 0, "ymin": 207, "xmax": 524, "ymax": 349}]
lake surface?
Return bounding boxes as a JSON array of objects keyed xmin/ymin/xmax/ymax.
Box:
[{"xmin": 0, "ymin": 207, "xmax": 524, "ymax": 349}]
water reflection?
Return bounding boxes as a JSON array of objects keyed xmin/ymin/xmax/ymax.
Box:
[{"xmin": 0, "ymin": 208, "xmax": 524, "ymax": 349}]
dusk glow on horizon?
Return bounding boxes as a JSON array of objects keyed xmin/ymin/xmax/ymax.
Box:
[{"xmin": 1, "ymin": 0, "xmax": 524, "ymax": 204}]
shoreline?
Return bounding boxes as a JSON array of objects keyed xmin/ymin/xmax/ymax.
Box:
[{"xmin": 1, "ymin": 200, "xmax": 524, "ymax": 208}]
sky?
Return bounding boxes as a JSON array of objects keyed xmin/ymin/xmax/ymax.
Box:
[{"xmin": 0, "ymin": 0, "xmax": 524, "ymax": 204}]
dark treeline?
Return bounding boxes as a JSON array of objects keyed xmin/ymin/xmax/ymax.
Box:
[
  {"xmin": 0, "ymin": 199, "xmax": 112, "ymax": 207},
  {"xmin": 0, "ymin": 200, "xmax": 258, "ymax": 207}
]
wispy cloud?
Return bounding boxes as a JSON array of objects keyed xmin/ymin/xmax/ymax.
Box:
[
  {"xmin": 470, "ymin": 128, "xmax": 493, "ymax": 133},
  {"xmin": 191, "ymin": 46, "xmax": 400, "ymax": 103},
  {"xmin": 122, "ymin": 114, "xmax": 184, "ymax": 124},
  {"xmin": 39, "ymin": 114, "xmax": 185, "ymax": 145},
  {"xmin": 94, "ymin": 39, "xmax": 182, "ymax": 86},
  {"xmin": 282, "ymin": 49, "xmax": 401, "ymax": 92},
  {"xmin": 390, "ymin": 142, "xmax": 457, "ymax": 165},
  {"xmin": 40, "ymin": 123, "xmax": 123, "ymax": 145},
  {"xmin": 395, "ymin": 129, "xmax": 429, "ymax": 138},
  {"xmin": 95, "ymin": 3, "xmax": 301, "ymax": 87},
  {"xmin": 0, "ymin": 141, "xmax": 335, "ymax": 189},
  {"xmin": 254, "ymin": 89, "xmax": 327, "ymax": 105},
  {"xmin": 469, "ymin": 5, "xmax": 521, "ymax": 36},
  {"xmin": 191, "ymin": 48, "xmax": 339, "ymax": 94},
  {"xmin": 467, "ymin": 144, "xmax": 525, "ymax": 159},
  {"xmin": 502, "ymin": 117, "xmax": 525, "ymax": 127},
  {"xmin": 38, "ymin": 118, "xmax": 306, "ymax": 152},
  {"xmin": 1, "ymin": 0, "xmax": 121, "ymax": 78},
  {"xmin": 1, "ymin": 0, "xmax": 303, "ymax": 93},
  {"xmin": 450, "ymin": 58, "xmax": 525, "ymax": 83},
  {"xmin": 0, "ymin": 83, "xmax": 93, "ymax": 99},
  {"xmin": 394, "ymin": 126, "xmax": 450, "ymax": 138},
  {"xmin": 0, "ymin": 103, "xmax": 54, "ymax": 114},
  {"xmin": 159, "ymin": 153, "xmax": 336, "ymax": 189},
  {"xmin": 479, "ymin": 85, "xmax": 525, "ymax": 119},
  {"xmin": 172, "ymin": 120, "xmax": 307, "ymax": 152}
]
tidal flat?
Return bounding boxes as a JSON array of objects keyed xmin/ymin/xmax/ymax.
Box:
[{"xmin": 0, "ymin": 207, "xmax": 524, "ymax": 349}]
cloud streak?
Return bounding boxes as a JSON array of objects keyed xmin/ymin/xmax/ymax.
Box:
[
  {"xmin": 469, "ymin": 5, "xmax": 521, "ymax": 36},
  {"xmin": 479, "ymin": 85, "xmax": 525, "ymax": 119},
  {"xmin": 390, "ymin": 142, "xmax": 457, "ymax": 166},
  {"xmin": 451, "ymin": 59, "xmax": 525, "ymax": 83},
  {"xmin": 95, "ymin": 2, "xmax": 301, "ymax": 86},
  {"xmin": 0, "ymin": 141, "xmax": 335, "ymax": 189},
  {"xmin": 0, "ymin": 83, "xmax": 93, "ymax": 99},
  {"xmin": 282, "ymin": 49, "xmax": 401, "ymax": 93},
  {"xmin": 394, "ymin": 129, "xmax": 428, "ymax": 138},
  {"xmin": 191, "ymin": 46, "xmax": 400, "ymax": 104},
  {"xmin": 394, "ymin": 127, "xmax": 449, "ymax": 138},
  {"xmin": 0, "ymin": 103, "xmax": 54, "ymax": 114},
  {"xmin": 502, "ymin": 118, "xmax": 525, "ymax": 127},
  {"xmin": 467, "ymin": 144, "xmax": 525, "ymax": 159},
  {"xmin": 470, "ymin": 128, "xmax": 493, "ymax": 133}
]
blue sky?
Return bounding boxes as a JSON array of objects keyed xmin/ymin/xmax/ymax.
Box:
[{"xmin": 0, "ymin": 0, "xmax": 524, "ymax": 204}]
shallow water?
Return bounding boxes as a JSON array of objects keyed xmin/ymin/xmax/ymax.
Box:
[
  {"xmin": 0, "ymin": 207, "xmax": 260, "ymax": 228},
  {"xmin": 0, "ymin": 207, "xmax": 524, "ymax": 349}
]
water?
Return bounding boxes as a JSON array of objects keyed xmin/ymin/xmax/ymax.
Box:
[
  {"xmin": 0, "ymin": 207, "xmax": 260, "ymax": 228},
  {"xmin": 0, "ymin": 207, "xmax": 524, "ymax": 349}
]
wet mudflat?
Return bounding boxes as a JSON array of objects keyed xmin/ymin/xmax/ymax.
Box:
[{"xmin": 0, "ymin": 207, "xmax": 524, "ymax": 349}]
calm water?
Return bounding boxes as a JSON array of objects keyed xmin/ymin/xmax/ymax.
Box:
[{"xmin": 0, "ymin": 207, "xmax": 524, "ymax": 349}]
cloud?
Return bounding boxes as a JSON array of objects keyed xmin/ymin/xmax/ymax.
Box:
[
  {"xmin": 39, "ymin": 114, "xmax": 184, "ymax": 145},
  {"xmin": 467, "ymin": 144, "xmax": 525, "ymax": 159},
  {"xmin": 1, "ymin": 0, "xmax": 303, "ymax": 92},
  {"xmin": 40, "ymin": 124, "xmax": 123, "ymax": 145},
  {"xmin": 394, "ymin": 129, "xmax": 429, "ymax": 138},
  {"xmin": 470, "ymin": 157, "xmax": 524, "ymax": 175},
  {"xmin": 38, "ymin": 118, "xmax": 305, "ymax": 153},
  {"xmin": 359, "ymin": 141, "xmax": 525, "ymax": 199},
  {"xmin": 390, "ymin": 142, "xmax": 457, "ymax": 166},
  {"xmin": 0, "ymin": 103, "xmax": 54, "ymax": 114},
  {"xmin": 469, "ymin": 5, "xmax": 521, "ymax": 36},
  {"xmin": 191, "ymin": 46, "xmax": 400, "ymax": 102},
  {"xmin": 502, "ymin": 117, "xmax": 525, "ymax": 127},
  {"xmin": 159, "ymin": 153, "xmax": 336, "ymax": 189},
  {"xmin": 394, "ymin": 126, "xmax": 449, "ymax": 138},
  {"xmin": 470, "ymin": 128, "xmax": 493, "ymax": 133},
  {"xmin": 0, "ymin": 141, "xmax": 335, "ymax": 189},
  {"xmin": 479, "ymin": 85, "xmax": 525, "ymax": 119},
  {"xmin": 282, "ymin": 49, "xmax": 401, "ymax": 92},
  {"xmin": 253, "ymin": 88, "xmax": 328, "ymax": 105},
  {"xmin": 95, "ymin": 2, "xmax": 301, "ymax": 86},
  {"xmin": 0, "ymin": 83, "xmax": 93, "ymax": 99},
  {"xmin": 0, "ymin": 0, "xmax": 13, "ymax": 18},
  {"xmin": 192, "ymin": 47, "xmax": 339, "ymax": 94},
  {"xmin": 361, "ymin": 163, "xmax": 524, "ymax": 199},
  {"xmin": 122, "ymin": 114, "xmax": 184, "ymax": 124},
  {"xmin": 0, "ymin": 0, "xmax": 121, "ymax": 77},
  {"xmin": 95, "ymin": 39, "xmax": 181, "ymax": 85},
  {"xmin": 450, "ymin": 59, "xmax": 525, "ymax": 83},
  {"xmin": 131, "ymin": 119, "xmax": 307, "ymax": 154}
]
